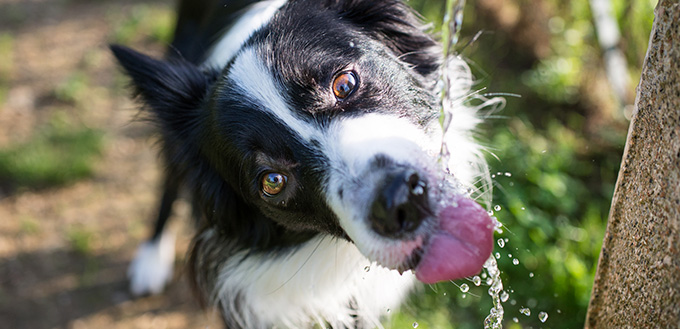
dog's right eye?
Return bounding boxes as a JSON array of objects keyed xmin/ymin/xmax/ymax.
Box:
[{"xmin": 261, "ymin": 172, "xmax": 287, "ymax": 197}]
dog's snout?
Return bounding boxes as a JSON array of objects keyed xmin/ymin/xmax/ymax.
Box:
[{"xmin": 370, "ymin": 170, "xmax": 428, "ymax": 238}]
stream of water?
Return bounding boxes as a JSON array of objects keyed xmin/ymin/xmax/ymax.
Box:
[{"xmin": 438, "ymin": 1, "xmax": 506, "ymax": 328}]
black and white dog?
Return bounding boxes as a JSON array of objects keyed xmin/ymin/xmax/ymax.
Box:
[{"xmin": 112, "ymin": 0, "xmax": 494, "ymax": 328}]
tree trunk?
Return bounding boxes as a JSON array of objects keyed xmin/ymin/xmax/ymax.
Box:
[{"xmin": 586, "ymin": 0, "xmax": 680, "ymax": 327}]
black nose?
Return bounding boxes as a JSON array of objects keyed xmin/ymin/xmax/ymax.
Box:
[{"xmin": 370, "ymin": 170, "xmax": 429, "ymax": 238}]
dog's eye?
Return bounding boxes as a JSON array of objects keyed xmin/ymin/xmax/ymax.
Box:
[
  {"xmin": 332, "ymin": 71, "xmax": 358, "ymax": 99},
  {"xmin": 261, "ymin": 172, "xmax": 287, "ymax": 197}
]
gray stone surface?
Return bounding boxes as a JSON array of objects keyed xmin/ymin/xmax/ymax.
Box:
[{"xmin": 586, "ymin": 0, "xmax": 680, "ymax": 327}]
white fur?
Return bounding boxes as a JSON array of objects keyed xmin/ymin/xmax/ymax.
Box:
[
  {"xmin": 203, "ymin": 0, "xmax": 288, "ymax": 69},
  {"xmin": 213, "ymin": 234, "xmax": 415, "ymax": 329},
  {"xmin": 229, "ymin": 47, "xmax": 319, "ymax": 142},
  {"xmin": 128, "ymin": 231, "xmax": 176, "ymax": 295}
]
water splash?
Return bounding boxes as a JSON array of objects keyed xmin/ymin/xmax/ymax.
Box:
[
  {"xmin": 438, "ymin": 1, "xmax": 507, "ymax": 327},
  {"xmin": 483, "ymin": 256, "xmax": 504, "ymax": 329},
  {"xmin": 519, "ymin": 307, "xmax": 531, "ymax": 316}
]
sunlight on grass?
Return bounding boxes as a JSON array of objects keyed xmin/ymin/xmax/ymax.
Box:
[{"xmin": 0, "ymin": 112, "xmax": 104, "ymax": 190}]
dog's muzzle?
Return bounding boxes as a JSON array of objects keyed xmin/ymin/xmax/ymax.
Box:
[{"xmin": 363, "ymin": 162, "xmax": 495, "ymax": 284}]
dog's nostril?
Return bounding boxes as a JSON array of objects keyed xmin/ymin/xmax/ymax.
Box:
[{"xmin": 407, "ymin": 172, "xmax": 426, "ymax": 196}]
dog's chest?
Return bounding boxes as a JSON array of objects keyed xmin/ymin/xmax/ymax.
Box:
[{"xmin": 215, "ymin": 236, "xmax": 415, "ymax": 328}]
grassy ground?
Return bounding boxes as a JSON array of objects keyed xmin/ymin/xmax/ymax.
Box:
[{"xmin": 0, "ymin": 0, "xmax": 222, "ymax": 327}]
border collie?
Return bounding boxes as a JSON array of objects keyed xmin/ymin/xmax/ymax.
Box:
[{"xmin": 112, "ymin": 0, "xmax": 495, "ymax": 328}]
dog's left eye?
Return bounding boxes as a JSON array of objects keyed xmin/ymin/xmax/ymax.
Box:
[
  {"xmin": 332, "ymin": 71, "xmax": 358, "ymax": 99},
  {"xmin": 261, "ymin": 172, "xmax": 287, "ymax": 197}
]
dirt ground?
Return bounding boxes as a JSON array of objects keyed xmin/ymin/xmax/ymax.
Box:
[{"xmin": 0, "ymin": 0, "xmax": 223, "ymax": 327}]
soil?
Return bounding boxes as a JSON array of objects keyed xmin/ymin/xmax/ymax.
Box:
[{"xmin": 0, "ymin": 0, "xmax": 222, "ymax": 327}]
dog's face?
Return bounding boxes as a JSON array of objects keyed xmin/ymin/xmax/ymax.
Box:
[{"xmin": 113, "ymin": 0, "xmax": 493, "ymax": 284}]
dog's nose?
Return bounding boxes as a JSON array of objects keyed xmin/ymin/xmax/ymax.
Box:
[{"xmin": 370, "ymin": 170, "xmax": 428, "ymax": 238}]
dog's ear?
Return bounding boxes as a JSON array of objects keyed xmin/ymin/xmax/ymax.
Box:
[
  {"xmin": 110, "ymin": 45, "xmax": 217, "ymax": 134},
  {"xmin": 333, "ymin": 0, "xmax": 440, "ymax": 77}
]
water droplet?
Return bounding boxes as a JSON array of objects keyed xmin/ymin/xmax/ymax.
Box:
[
  {"xmin": 495, "ymin": 252, "xmax": 501, "ymax": 259},
  {"xmin": 508, "ymin": 254, "xmax": 512, "ymax": 258},
  {"xmin": 472, "ymin": 276, "xmax": 482, "ymax": 286},
  {"xmin": 510, "ymin": 299, "xmax": 517, "ymax": 305},
  {"xmin": 364, "ymin": 265, "xmax": 370, "ymax": 272},
  {"xmin": 521, "ymin": 207, "xmax": 525, "ymax": 210},
  {"xmin": 412, "ymin": 322, "xmax": 419, "ymax": 328},
  {"xmin": 487, "ymin": 210, "xmax": 494, "ymax": 216},
  {"xmin": 529, "ymin": 272, "xmax": 534, "ymax": 278},
  {"xmin": 486, "ymin": 277, "xmax": 493, "ymax": 285},
  {"xmin": 349, "ymin": 41, "xmax": 355, "ymax": 47},
  {"xmin": 557, "ymin": 309, "xmax": 562, "ymax": 314},
  {"xmin": 538, "ymin": 311, "xmax": 548, "ymax": 323},
  {"xmin": 504, "ymin": 172, "xmax": 512, "ymax": 177},
  {"xmin": 462, "ymin": 294, "xmax": 467, "ymax": 298},
  {"xmin": 386, "ymin": 308, "xmax": 391, "ymax": 313},
  {"xmin": 412, "ymin": 185, "xmax": 424, "ymax": 195},
  {"xmin": 460, "ymin": 283, "xmax": 469, "ymax": 293},
  {"xmin": 493, "ymin": 205, "xmax": 501, "ymax": 211},
  {"xmin": 443, "ymin": 292, "xmax": 447, "ymax": 296},
  {"xmin": 491, "ymin": 174, "xmax": 496, "ymax": 178},
  {"xmin": 500, "ymin": 291, "xmax": 509, "ymax": 302},
  {"xmin": 512, "ymin": 317, "xmax": 518, "ymax": 323},
  {"xmin": 512, "ymin": 258, "xmax": 520, "ymax": 265},
  {"xmin": 520, "ymin": 307, "xmax": 531, "ymax": 316},
  {"xmin": 497, "ymin": 239, "xmax": 505, "ymax": 248}
]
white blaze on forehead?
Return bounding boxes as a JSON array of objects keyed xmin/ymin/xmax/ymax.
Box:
[
  {"xmin": 228, "ymin": 47, "xmax": 318, "ymax": 142},
  {"xmin": 329, "ymin": 113, "xmax": 439, "ymax": 175},
  {"xmin": 202, "ymin": 0, "xmax": 288, "ymax": 69}
]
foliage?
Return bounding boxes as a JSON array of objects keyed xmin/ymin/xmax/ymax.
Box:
[
  {"xmin": 397, "ymin": 0, "xmax": 654, "ymax": 328},
  {"xmin": 0, "ymin": 112, "xmax": 104, "ymax": 191}
]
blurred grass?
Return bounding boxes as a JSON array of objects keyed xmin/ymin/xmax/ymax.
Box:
[
  {"xmin": 0, "ymin": 112, "xmax": 104, "ymax": 191},
  {"xmin": 110, "ymin": 4, "xmax": 175, "ymax": 45}
]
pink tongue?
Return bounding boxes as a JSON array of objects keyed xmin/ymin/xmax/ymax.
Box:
[{"xmin": 415, "ymin": 198, "xmax": 494, "ymax": 284}]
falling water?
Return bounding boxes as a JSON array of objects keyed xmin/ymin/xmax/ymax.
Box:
[{"xmin": 438, "ymin": 1, "xmax": 506, "ymax": 328}]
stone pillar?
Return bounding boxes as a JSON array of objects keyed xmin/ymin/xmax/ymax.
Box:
[{"xmin": 585, "ymin": 0, "xmax": 680, "ymax": 327}]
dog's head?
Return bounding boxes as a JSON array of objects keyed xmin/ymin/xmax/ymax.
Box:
[{"xmin": 113, "ymin": 0, "xmax": 493, "ymax": 283}]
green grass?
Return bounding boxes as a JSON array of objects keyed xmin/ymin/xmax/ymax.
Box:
[
  {"xmin": 67, "ymin": 226, "xmax": 94, "ymax": 255},
  {"xmin": 0, "ymin": 113, "xmax": 104, "ymax": 190},
  {"xmin": 54, "ymin": 72, "xmax": 89, "ymax": 104},
  {"xmin": 110, "ymin": 4, "xmax": 175, "ymax": 45}
]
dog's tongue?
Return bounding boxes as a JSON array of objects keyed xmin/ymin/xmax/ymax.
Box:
[{"xmin": 415, "ymin": 198, "xmax": 494, "ymax": 284}]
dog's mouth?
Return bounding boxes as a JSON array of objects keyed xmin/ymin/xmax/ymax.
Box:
[
  {"xmin": 331, "ymin": 164, "xmax": 495, "ymax": 284},
  {"xmin": 411, "ymin": 196, "xmax": 495, "ymax": 283}
]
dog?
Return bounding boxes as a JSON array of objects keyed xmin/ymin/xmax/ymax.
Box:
[{"xmin": 112, "ymin": 0, "xmax": 495, "ymax": 328}]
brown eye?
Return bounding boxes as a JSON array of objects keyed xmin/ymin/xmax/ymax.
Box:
[
  {"xmin": 332, "ymin": 71, "xmax": 358, "ymax": 99},
  {"xmin": 262, "ymin": 172, "xmax": 287, "ymax": 196}
]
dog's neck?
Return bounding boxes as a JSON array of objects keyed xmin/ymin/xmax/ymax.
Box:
[{"xmin": 192, "ymin": 232, "xmax": 415, "ymax": 329}]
